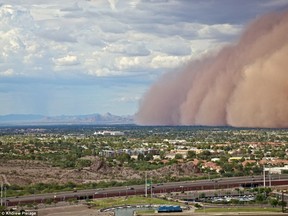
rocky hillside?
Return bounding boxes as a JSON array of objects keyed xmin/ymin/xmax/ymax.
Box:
[{"xmin": 0, "ymin": 157, "xmax": 200, "ymax": 186}]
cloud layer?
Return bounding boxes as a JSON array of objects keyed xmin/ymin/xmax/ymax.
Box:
[
  {"xmin": 1, "ymin": 1, "xmax": 239, "ymax": 79},
  {"xmin": 0, "ymin": 0, "xmax": 287, "ymax": 116},
  {"xmin": 136, "ymin": 10, "xmax": 288, "ymax": 128}
]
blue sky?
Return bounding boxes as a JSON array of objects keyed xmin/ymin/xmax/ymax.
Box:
[{"xmin": 0, "ymin": 0, "xmax": 287, "ymax": 116}]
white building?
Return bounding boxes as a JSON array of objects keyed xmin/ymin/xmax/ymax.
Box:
[{"xmin": 94, "ymin": 130, "xmax": 124, "ymax": 136}]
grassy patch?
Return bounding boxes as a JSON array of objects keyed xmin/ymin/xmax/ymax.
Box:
[
  {"xmin": 196, "ymin": 207, "xmax": 282, "ymax": 213},
  {"xmin": 90, "ymin": 196, "xmax": 180, "ymax": 209},
  {"xmin": 135, "ymin": 209, "xmax": 155, "ymax": 214}
]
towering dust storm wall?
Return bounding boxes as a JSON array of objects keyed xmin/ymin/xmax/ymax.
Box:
[{"xmin": 136, "ymin": 11, "xmax": 288, "ymax": 128}]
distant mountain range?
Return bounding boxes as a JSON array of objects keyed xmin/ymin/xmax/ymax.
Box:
[{"xmin": 0, "ymin": 113, "xmax": 134, "ymax": 125}]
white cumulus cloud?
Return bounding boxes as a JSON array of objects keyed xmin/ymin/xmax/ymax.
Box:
[{"xmin": 53, "ymin": 55, "xmax": 80, "ymax": 66}]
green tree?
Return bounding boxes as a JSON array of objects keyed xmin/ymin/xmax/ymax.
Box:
[
  {"xmin": 0, "ymin": 205, "xmax": 6, "ymax": 213},
  {"xmin": 175, "ymin": 154, "xmax": 183, "ymax": 160},
  {"xmin": 198, "ymin": 150, "xmax": 211, "ymax": 160},
  {"xmin": 137, "ymin": 153, "xmax": 144, "ymax": 161},
  {"xmin": 144, "ymin": 153, "xmax": 153, "ymax": 161},
  {"xmin": 76, "ymin": 159, "xmax": 92, "ymax": 169},
  {"xmin": 255, "ymin": 193, "xmax": 265, "ymax": 202},
  {"xmin": 117, "ymin": 153, "xmax": 131, "ymax": 163},
  {"xmin": 270, "ymin": 198, "xmax": 278, "ymax": 207},
  {"xmin": 159, "ymin": 151, "xmax": 166, "ymax": 160},
  {"xmin": 187, "ymin": 151, "xmax": 196, "ymax": 159}
]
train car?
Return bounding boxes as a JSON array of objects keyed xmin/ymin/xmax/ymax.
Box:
[{"xmin": 157, "ymin": 205, "xmax": 182, "ymax": 213}]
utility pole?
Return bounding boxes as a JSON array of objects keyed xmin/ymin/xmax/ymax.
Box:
[
  {"xmin": 0, "ymin": 183, "xmax": 3, "ymax": 206},
  {"xmin": 263, "ymin": 166, "xmax": 266, "ymax": 188},
  {"xmin": 269, "ymin": 168, "xmax": 271, "ymax": 187},
  {"xmin": 150, "ymin": 177, "xmax": 152, "ymax": 198},
  {"xmin": 282, "ymin": 190, "xmax": 285, "ymax": 213},
  {"xmin": 145, "ymin": 172, "xmax": 147, "ymax": 197},
  {"xmin": 4, "ymin": 186, "xmax": 6, "ymax": 207}
]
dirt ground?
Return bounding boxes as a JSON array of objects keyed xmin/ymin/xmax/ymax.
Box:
[
  {"xmin": 0, "ymin": 159, "xmax": 140, "ymax": 186},
  {"xmin": 0, "ymin": 159, "xmax": 199, "ymax": 186},
  {"xmin": 38, "ymin": 205, "xmax": 114, "ymax": 216}
]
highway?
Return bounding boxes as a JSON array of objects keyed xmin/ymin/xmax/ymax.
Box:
[{"xmin": 4, "ymin": 174, "xmax": 288, "ymax": 206}]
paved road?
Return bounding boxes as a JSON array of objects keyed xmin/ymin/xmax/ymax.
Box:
[{"xmin": 4, "ymin": 174, "xmax": 288, "ymax": 206}]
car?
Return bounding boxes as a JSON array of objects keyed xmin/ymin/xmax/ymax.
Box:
[{"xmin": 128, "ymin": 187, "xmax": 134, "ymax": 190}]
